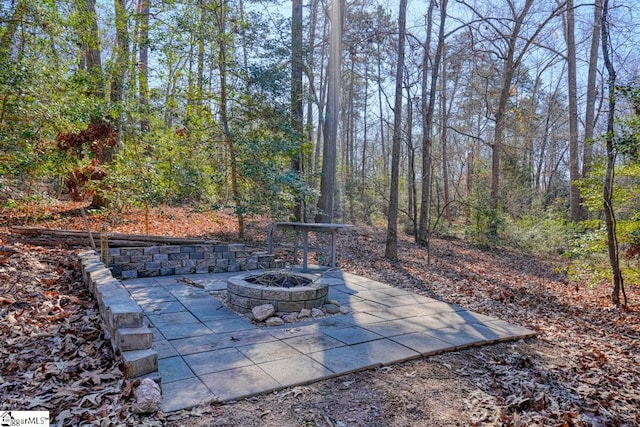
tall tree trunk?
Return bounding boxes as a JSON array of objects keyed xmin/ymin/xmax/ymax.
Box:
[
  {"xmin": 441, "ymin": 43, "xmax": 451, "ymax": 224},
  {"xmin": 110, "ymin": 0, "xmax": 129, "ymax": 146},
  {"xmin": 601, "ymin": 0, "xmax": 625, "ymax": 306},
  {"xmin": 418, "ymin": 0, "xmax": 446, "ymax": 247},
  {"xmin": 315, "ymin": 0, "xmax": 342, "ymax": 223},
  {"xmin": 582, "ymin": 0, "xmax": 602, "ymax": 217},
  {"xmin": 361, "ymin": 64, "xmax": 369, "ymax": 223},
  {"xmin": 138, "ymin": 0, "xmax": 150, "ymax": 134},
  {"xmin": 406, "ymin": 86, "xmax": 417, "ymax": 239},
  {"xmin": 564, "ymin": 0, "xmax": 581, "ymax": 221},
  {"xmin": 489, "ymin": 0, "xmax": 536, "ymax": 237},
  {"xmin": 306, "ymin": 0, "xmax": 319, "ymax": 188},
  {"xmin": 291, "ymin": 0, "xmax": 304, "ymax": 221},
  {"xmin": 385, "ymin": 0, "xmax": 407, "ymax": 261},
  {"xmin": 216, "ymin": 0, "xmax": 244, "ymax": 238}
]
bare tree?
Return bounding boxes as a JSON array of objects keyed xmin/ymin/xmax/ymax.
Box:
[
  {"xmin": 291, "ymin": 0, "xmax": 304, "ymax": 221},
  {"xmin": 563, "ymin": 0, "xmax": 581, "ymax": 221},
  {"xmin": 600, "ymin": 0, "xmax": 625, "ymax": 306},
  {"xmin": 417, "ymin": 0, "xmax": 446, "ymax": 248},
  {"xmin": 459, "ymin": 0, "xmax": 565, "ymax": 237},
  {"xmin": 316, "ymin": 0, "xmax": 342, "ymax": 223},
  {"xmin": 582, "ymin": 0, "xmax": 603, "ymax": 187},
  {"xmin": 385, "ymin": 0, "xmax": 407, "ymax": 261}
]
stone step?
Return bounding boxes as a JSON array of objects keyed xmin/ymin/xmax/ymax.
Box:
[
  {"xmin": 116, "ymin": 327, "xmax": 154, "ymax": 352},
  {"xmin": 107, "ymin": 301, "xmax": 144, "ymax": 329},
  {"xmin": 121, "ymin": 348, "xmax": 158, "ymax": 378}
]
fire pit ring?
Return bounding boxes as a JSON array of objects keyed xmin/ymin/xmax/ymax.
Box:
[{"xmin": 227, "ymin": 271, "xmax": 328, "ymax": 313}]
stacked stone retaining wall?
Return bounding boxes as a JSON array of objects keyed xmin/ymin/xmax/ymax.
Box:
[
  {"xmin": 107, "ymin": 244, "xmax": 281, "ymax": 279},
  {"xmin": 77, "ymin": 250, "xmax": 159, "ymax": 381}
]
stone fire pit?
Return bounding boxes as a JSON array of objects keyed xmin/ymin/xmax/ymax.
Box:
[{"xmin": 227, "ymin": 271, "xmax": 328, "ymax": 313}]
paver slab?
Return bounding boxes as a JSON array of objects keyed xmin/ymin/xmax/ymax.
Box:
[
  {"xmin": 183, "ymin": 347, "xmax": 253, "ymax": 376},
  {"xmin": 158, "ymin": 356, "xmax": 195, "ymax": 383},
  {"xmin": 258, "ymin": 354, "xmax": 334, "ymax": 387},
  {"xmin": 160, "ymin": 377, "xmax": 214, "ymax": 413},
  {"xmin": 200, "ymin": 365, "xmax": 281, "ymax": 402}
]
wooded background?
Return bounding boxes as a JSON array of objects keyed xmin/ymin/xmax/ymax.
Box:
[{"xmin": 1, "ymin": 0, "xmax": 639, "ymax": 301}]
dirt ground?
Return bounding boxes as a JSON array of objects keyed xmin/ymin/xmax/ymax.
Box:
[{"xmin": 1, "ymin": 206, "xmax": 639, "ymax": 426}]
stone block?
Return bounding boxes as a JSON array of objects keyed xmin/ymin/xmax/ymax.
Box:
[
  {"xmin": 168, "ymin": 253, "xmax": 189, "ymax": 261},
  {"xmin": 189, "ymin": 252, "xmax": 204, "ymax": 260},
  {"xmin": 122, "ymin": 262, "xmax": 145, "ymax": 271},
  {"xmin": 131, "ymin": 255, "xmax": 153, "ymax": 263},
  {"xmin": 227, "ymin": 263, "xmax": 241, "ymax": 272},
  {"xmin": 78, "ymin": 250, "xmax": 97, "ymax": 259},
  {"xmin": 175, "ymin": 266, "xmax": 196, "ymax": 275},
  {"xmin": 82, "ymin": 262, "xmax": 105, "ymax": 284},
  {"xmin": 160, "ymin": 260, "xmax": 182, "ymax": 268},
  {"xmin": 143, "ymin": 246, "xmax": 161, "ymax": 255},
  {"xmin": 108, "ymin": 248, "xmax": 121, "ymax": 256},
  {"xmin": 111, "ymin": 255, "xmax": 131, "ymax": 264},
  {"xmin": 288, "ymin": 289, "xmax": 317, "ymax": 301},
  {"xmin": 116, "ymin": 327, "xmax": 154, "ymax": 351},
  {"xmin": 160, "ymin": 267, "xmax": 175, "ymax": 276},
  {"xmin": 121, "ymin": 248, "xmax": 144, "ymax": 256},
  {"xmin": 88, "ymin": 267, "xmax": 112, "ymax": 293},
  {"xmin": 196, "ymin": 259, "xmax": 217, "ymax": 267},
  {"xmin": 159, "ymin": 246, "xmax": 181, "ymax": 254},
  {"xmin": 222, "ymin": 252, "xmax": 236, "ymax": 259},
  {"xmin": 139, "ymin": 269, "xmax": 160, "ymax": 278},
  {"xmin": 144, "ymin": 261, "xmax": 162, "ymax": 270},
  {"xmin": 216, "ymin": 259, "xmax": 229, "ymax": 268},
  {"xmin": 182, "ymin": 259, "xmax": 197, "ymax": 267},
  {"xmin": 227, "ymin": 243, "xmax": 245, "ymax": 252},
  {"xmin": 194, "ymin": 244, "xmax": 215, "ymax": 252},
  {"xmin": 195, "ymin": 266, "xmax": 209, "ymax": 274},
  {"xmin": 108, "ymin": 302, "xmax": 143, "ymax": 328},
  {"xmin": 203, "ymin": 251, "xmax": 219, "ymax": 259},
  {"xmin": 180, "ymin": 246, "xmax": 195, "ymax": 253},
  {"xmin": 214, "ymin": 245, "xmax": 229, "ymax": 252},
  {"xmin": 152, "ymin": 253, "xmax": 169, "ymax": 261},
  {"xmin": 228, "ymin": 294, "xmax": 250, "ymax": 309},
  {"xmin": 121, "ymin": 349, "xmax": 158, "ymax": 378},
  {"xmin": 262, "ymin": 289, "xmax": 290, "ymax": 301},
  {"xmin": 122, "ymin": 270, "xmax": 138, "ymax": 279}
]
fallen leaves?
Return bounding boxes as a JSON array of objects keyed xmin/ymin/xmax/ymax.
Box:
[{"xmin": 0, "ymin": 242, "xmax": 142, "ymax": 425}]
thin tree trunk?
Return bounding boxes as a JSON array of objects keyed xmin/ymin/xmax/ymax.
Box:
[
  {"xmin": 138, "ymin": 0, "xmax": 150, "ymax": 133},
  {"xmin": 291, "ymin": 0, "xmax": 304, "ymax": 221},
  {"xmin": 564, "ymin": 0, "xmax": 581, "ymax": 221},
  {"xmin": 601, "ymin": 0, "xmax": 625, "ymax": 306},
  {"xmin": 315, "ymin": 0, "xmax": 342, "ymax": 223},
  {"xmin": 418, "ymin": 0, "xmax": 446, "ymax": 247},
  {"xmin": 216, "ymin": 1, "xmax": 244, "ymax": 238},
  {"xmin": 361, "ymin": 64, "xmax": 369, "ymax": 223},
  {"xmin": 441, "ymin": 43, "xmax": 451, "ymax": 224},
  {"xmin": 385, "ymin": 0, "xmax": 407, "ymax": 261},
  {"xmin": 581, "ymin": 0, "xmax": 602, "ymax": 218}
]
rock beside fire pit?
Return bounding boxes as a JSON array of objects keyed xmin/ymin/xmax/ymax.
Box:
[{"xmin": 248, "ymin": 299, "xmax": 349, "ymax": 326}]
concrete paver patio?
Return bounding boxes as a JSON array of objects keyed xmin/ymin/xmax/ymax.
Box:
[{"xmin": 121, "ymin": 270, "xmax": 537, "ymax": 412}]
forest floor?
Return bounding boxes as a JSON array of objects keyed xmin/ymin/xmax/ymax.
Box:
[{"xmin": 1, "ymin": 203, "xmax": 640, "ymax": 426}]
